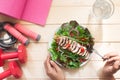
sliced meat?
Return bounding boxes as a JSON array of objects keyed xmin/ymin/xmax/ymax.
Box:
[
  {"xmin": 63, "ymin": 38, "xmax": 69, "ymax": 49},
  {"xmin": 55, "ymin": 36, "xmax": 89, "ymax": 57},
  {"xmin": 60, "ymin": 37, "xmax": 66, "ymax": 46},
  {"xmin": 72, "ymin": 44, "xmax": 81, "ymax": 53}
]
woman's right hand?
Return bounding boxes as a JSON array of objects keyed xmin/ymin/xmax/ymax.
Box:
[{"xmin": 103, "ymin": 52, "xmax": 120, "ymax": 76}]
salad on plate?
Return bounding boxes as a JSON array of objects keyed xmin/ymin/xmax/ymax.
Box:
[{"xmin": 49, "ymin": 20, "xmax": 94, "ymax": 69}]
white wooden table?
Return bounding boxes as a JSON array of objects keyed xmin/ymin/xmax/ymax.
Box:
[{"xmin": 0, "ymin": 0, "xmax": 120, "ymax": 80}]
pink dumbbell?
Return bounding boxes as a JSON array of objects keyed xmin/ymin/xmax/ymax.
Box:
[
  {"xmin": 0, "ymin": 44, "xmax": 27, "ymax": 66},
  {"xmin": 0, "ymin": 61, "xmax": 22, "ymax": 79},
  {"xmin": 4, "ymin": 24, "xmax": 30, "ymax": 45},
  {"xmin": 14, "ymin": 23, "xmax": 41, "ymax": 41}
]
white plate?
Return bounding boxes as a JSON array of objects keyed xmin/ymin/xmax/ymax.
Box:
[{"xmin": 48, "ymin": 23, "xmax": 92, "ymax": 68}]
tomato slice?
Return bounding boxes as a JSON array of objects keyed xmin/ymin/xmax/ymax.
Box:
[
  {"xmin": 81, "ymin": 47, "xmax": 85, "ymax": 53},
  {"xmin": 80, "ymin": 58, "xmax": 87, "ymax": 62},
  {"xmin": 65, "ymin": 43, "xmax": 71, "ymax": 48}
]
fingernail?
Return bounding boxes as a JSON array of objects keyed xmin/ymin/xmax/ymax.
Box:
[
  {"xmin": 104, "ymin": 56, "xmax": 107, "ymax": 59},
  {"xmin": 50, "ymin": 60, "xmax": 53, "ymax": 63},
  {"xmin": 107, "ymin": 59, "xmax": 111, "ymax": 62}
]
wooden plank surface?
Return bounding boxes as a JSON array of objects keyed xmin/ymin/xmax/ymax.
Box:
[
  {"xmin": 17, "ymin": 24, "xmax": 120, "ymax": 42},
  {"xmin": 0, "ymin": 0, "xmax": 120, "ymax": 80},
  {"xmin": 52, "ymin": 0, "xmax": 119, "ymax": 7}
]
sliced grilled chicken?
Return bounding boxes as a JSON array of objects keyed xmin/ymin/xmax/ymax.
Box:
[
  {"xmin": 55, "ymin": 36, "xmax": 89, "ymax": 56},
  {"xmin": 63, "ymin": 37, "xmax": 69, "ymax": 49},
  {"xmin": 72, "ymin": 43, "xmax": 81, "ymax": 53}
]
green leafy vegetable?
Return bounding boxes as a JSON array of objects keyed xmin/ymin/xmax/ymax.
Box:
[{"xmin": 49, "ymin": 20, "xmax": 94, "ymax": 68}]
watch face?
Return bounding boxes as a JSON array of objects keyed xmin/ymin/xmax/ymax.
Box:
[{"xmin": 49, "ymin": 21, "xmax": 94, "ymax": 69}]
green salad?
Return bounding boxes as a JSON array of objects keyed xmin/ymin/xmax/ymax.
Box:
[{"xmin": 49, "ymin": 21, "xmax": 94, "ymax": 68}]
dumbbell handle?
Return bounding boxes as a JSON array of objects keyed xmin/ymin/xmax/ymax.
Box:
[
  {"xmin": 1, "ymin": 52, "xmax": 18, "ymax": 60},
  {"xmin": 4, "ymin": 24, "xmax": 29, "ymax": 45},
  {"xmin": 0, "ymin": 69, "xmax": 11, "ymax": 79},
  {"xmin": 14, "ymin": 24, "xmax": 40, "ymax": 41}
]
